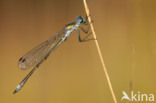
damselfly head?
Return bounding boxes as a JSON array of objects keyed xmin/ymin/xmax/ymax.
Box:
[{"xmin": 77, "ymin": 16, "xmax": 83, "ymax": 23}]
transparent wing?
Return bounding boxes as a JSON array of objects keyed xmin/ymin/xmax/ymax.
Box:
[{"xmin": 18, "ymin": 29, "xmax": 66, "ymax": 70}]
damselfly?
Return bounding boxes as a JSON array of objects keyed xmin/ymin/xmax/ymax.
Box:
[{"xmin": 13, "ymin": 16, "xmax": 92, "ymax": 94}]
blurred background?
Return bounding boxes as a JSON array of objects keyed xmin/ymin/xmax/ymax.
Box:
[{"xmin": 0, "ymin": 0, "xmax": 156, "ymax": 103}]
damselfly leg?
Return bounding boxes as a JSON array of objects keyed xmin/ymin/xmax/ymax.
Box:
[{"xmin": 78, "ymin": 15, "xmax": 95, "ymax": 42}]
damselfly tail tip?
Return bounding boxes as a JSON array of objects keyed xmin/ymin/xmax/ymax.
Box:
[
  {"xmin": 13, "ymin": 89, "xmax": 18, "ymax": 94},
  {"xmin": 12, "ymin": 84, "xmax": 22, "ymax": 94}
]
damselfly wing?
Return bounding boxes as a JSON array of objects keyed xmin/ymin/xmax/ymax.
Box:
[{"xmin": 18, "ymin": 29, "xmax": 65, "ymax": 70}]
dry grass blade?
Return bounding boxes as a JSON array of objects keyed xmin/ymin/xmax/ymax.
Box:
[{"xmin": 83, "ymin": 0, "xmax": 118, "ymax": 103}]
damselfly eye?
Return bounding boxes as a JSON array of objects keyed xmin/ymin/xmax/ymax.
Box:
[{"xmin": 77, "ymin": 16, "xmax": 83, "ymax": 23}]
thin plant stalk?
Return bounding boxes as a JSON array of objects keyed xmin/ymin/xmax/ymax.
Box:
[{"xmin": 83, "ymin": 0, "xmax": 118, "ymax": 103}]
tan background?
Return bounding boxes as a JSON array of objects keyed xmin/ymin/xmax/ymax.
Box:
[{"xmin": 0, "ymin": 0, "xmax": 156, "ymax": 103}]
